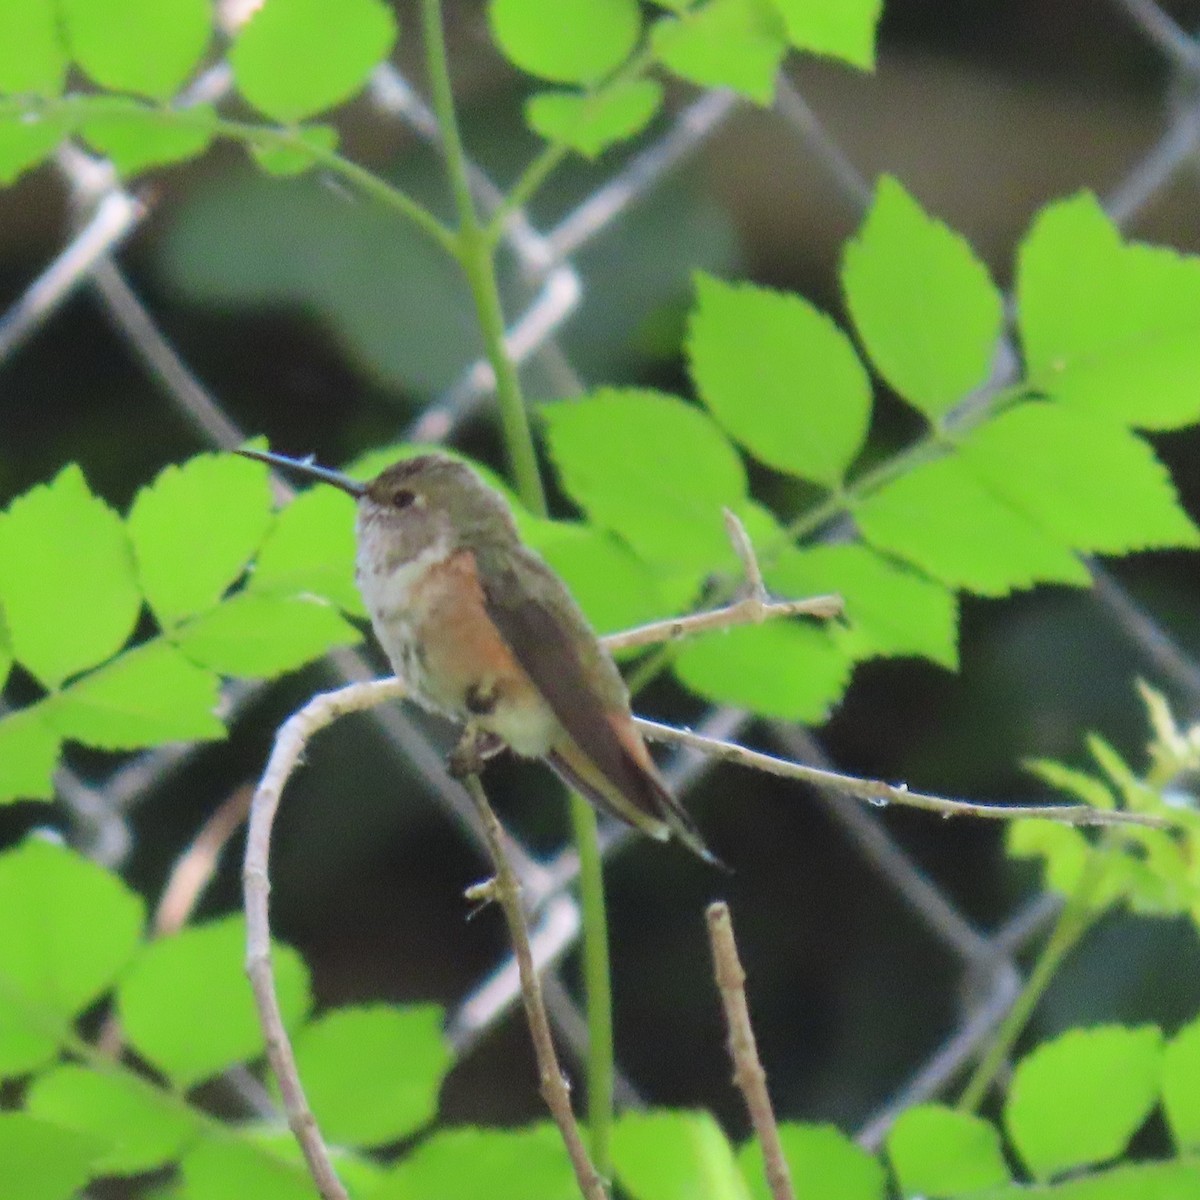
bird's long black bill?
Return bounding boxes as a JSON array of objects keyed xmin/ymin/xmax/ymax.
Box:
[{"xmin": 236, "ymin": 447, "xmax": 366, "ymax": 497}]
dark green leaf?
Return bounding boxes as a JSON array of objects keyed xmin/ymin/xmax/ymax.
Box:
[
  {"xmin": 60, "ymin": 0, "xmax": 211, "ymax": 99},
  {"xmin": 118, "ymin": 914, "xmax": 310, "ymax": 1087},
  {"xmin": 855, "ymin": 453, "xmax": 1091, "ymax": 596},
  {"xmin": 887, "ymin": 1104, "xmax": 1011, "ymax": 1197},
  {"xmin": 526, "ymin": 80, "xmax": 662, "ymax": 158},
  {"xmin": 958, "ymin": 402, "xmax": 1199, "ymax": 555},
  {"xmin": 26, "ymin": 1065, "xmax": 198, "ymax": 1175},
  {"xmin": 179, "ymin": 1136, "xmax": 316, "ymax": 1200},
  {"xmin": 674, "ymin": 620, "xmax": 853, "ymax": 721},
  {"xmin": 739, "ymin": 1124, "xmax": 885, "ymax": 1200},
  {"xmin": 1006, "ymin": 1024, "xmax": 1163, "ymax": 1179},
  {"xmin": 81, "ymin": 103, "xmax": 215, "ymax": 176},
  {"xmin": 230, "ymin": 0, "xmax": 397, "ymax": 122},
  {"xmin": 289, "ymin": 1005, "xmax": 450, "ymax": 1147},
  {"xmin": 0, "ymin": 112, "xmax": 68, "ymax": 183},
  {"xmin": 0, "ymin": 707, "xmax": 60, "ymax": 804},
  {"xmin": 0, "ymin": 1113, "xmax": 106, "ymax": 1200},
  {"xmin": 1163, "ymin": 1014, "xmax": 1200, "ymax": 1152},
  {"xmin": 44, "ymin": 640, "xmax": 224, "ymax": 749},
  {"xmin": 769, "ymin": 0, "xmax": 881, "ymax": 67},
  {"xmin": 128, "ymin": 452, "xmax": 273, "ymax": 628},
  {"xmin": 653, "ymin": 0, "xmax": 787, "ymax": 105},
  {"xmin": 0, "ymin": 465, "xmax": 141, "ymax": 689},
  {"xmin": 689, "ymin": 273, "xmax": 872, "ymax": 484},
  {"xmin": 0, "ymin": 838, "xmax": 144, "ymax": 1077},
  {"xmin": 542, "ymin": 388, "xmax": 747, "ymax": 571},
  {"xmin": 613, "ymin": 1110, "xmax": 749, "ymax": 1200},
  {"xmin": 0, "ymin": 0, "xmax": 67, "ymax": 95},
  {"xmin": 370, "ymin": 1125, "xmax": 577, "ymax": 1200},
  {"xmin": 842, "ymin": 176, "xmax": 1002, "ymax": 418},
  {"xmin": 491, "ymin": 0, "xmax": 641, "ymax": 84},
  {"xmin": 251, "ymin": 123, "xmax": 338, "ymax": 176}
]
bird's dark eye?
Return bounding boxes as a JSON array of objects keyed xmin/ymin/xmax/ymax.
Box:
[{"xmin": 392, "ymin": 488, "xmax": 416, "ymax": 510}]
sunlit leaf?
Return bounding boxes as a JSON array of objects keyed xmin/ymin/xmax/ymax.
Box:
[
  {"xmin": 739, "ymin": 1124, "xmax": 885, "ymax": 1200},
  {"xmin": 179, "ymin": 1136, "xmax": 315, "ymax": 1200},
  {"xmin": 887, "ymin": 1105, "xmax": 1011, "ymax": 1196},
  {"xmin": 0, "ymin": 1113, "xmax": 105, "ymax": 1200},
  {"xmin": 491, "ymin": 0, "xmax": 641, "ymax": 84},
  {"xmin": 614, "ymin": 1110, "xmax": 750, "ymax": 1200},
  {"xmin": 769, "ymin": 0, "xmax": 881, "ymax": 68},
  {"xmin": 250, "ymin": 123, "xmax": 338, "ymax": 176},
  {"xmin": 0, "ymin": 112, "xmax": 69, "ymax": 184},
  {"xmin": 526, "ymin": 80, "xmax": 662, "ymax": 158},
  {"xmin": 80, "ymin": 103, "xmax": 215, "ymax": 176},
  {"xmin": 1163, "ymin": 1014, "xmax": 1200, "ymax": 1153},
  {"xmin": 0, "ymin": 706, "xmax": 60, "ymax": 804},
  {"xmin": 0, "ymin": 0, "xmax": 67, "ymax": 95}
]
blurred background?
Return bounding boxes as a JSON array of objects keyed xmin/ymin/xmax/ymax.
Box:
[{"xmin": 3, "ymin": 0, "xmax": 1200, "ymax": 1149}]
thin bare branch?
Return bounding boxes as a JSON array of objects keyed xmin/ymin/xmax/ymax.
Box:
[
  {"xmin": 707, "ymin": 903, "xmax": 795, "ymax": 1200},
  {"xmin": 636, "ymin": 720, "xmax": 1171, "ymax": 830},
  {"xmin": 459, "ymin": 774, "xmax": 609, "ymax": 1200},
  {"xmin": 723, "ymin": 508, "xmax": 767, "ymax": 600}
]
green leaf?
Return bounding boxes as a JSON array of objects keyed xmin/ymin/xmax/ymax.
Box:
[
  {"xmin": 1006, "ymin": 1024, "xmax": 1163, "ymax": 1179},
  {"xmin": 0, "ymin": 707, "xmax": 60, "ymax": 804},
  {"xmin": 739, "ymin": 1124, "xmax": 885, "ymax": 1200},
  {"xmin": 0, "ymin": 0, "xmax": 68, "ymax": 95},
  {"xmin": 490, "ymin": 0, "xmax": 641, "ymax": 84},
  {"xmin": 0, "ymin": 1113, "xmax": 105, "ymax": 1200},
  {"xmin": 242, "ymin": 1129, "xmax": 385, "ymax": 1196},
  {"xmin": 768, "ymin": 0, "xmax": 881, "ymax": 67},
  {"xmin": 251, "ymin": 123, "xmax": 339, "ymax": 176},
  {"xmin": 128, "ymin": 452, "xmax": 274, "ymax": 628},
  {"xmin": 370, "ymin": 1126, "xmax": 578, "ymax": 1200},
  {"xmin": 45, "ymin": 640, "xmax": 224, "ymax": 749},
  {"xmin": 60, "ymin": 0, "xmax": 211, "ymax": 99},
  {"xmin": 247, "ymin": 484, "xmax": 362, "ymax": 615},
  {"xmin": 26, "ymin": 1065, "xmax": 199, "ymax": 1175},
  {"xmin": 0, "ymin": 465, "xmax": 141, "ymax": 689},
  {"xmin": 887, "ymin": 1105, "xmax": 1010, "ymax": 1197},
  {"xmin": 230, "ymin": 0, "xmax": 397, "ymax": 122},
  {"xmin": 1163, "ymin": 1014, "xmax": 1200, "ymax": 1152},
  {"xmin": 0, "ymin": 838, "xmax": 144, "ymax": 1077},
  {"xmin": 118, "ymin": 914, "xmax": 310, "ymax": 1088},
  {"xmin": 288, "ymin": 1005, "xmax": 451, "ymax": 1147},
  {"xmin": 1024, "ymin": 758, "xmax": 1115, "ymax": 811},
  {"xmin": 1007, "ymin": 821, "xmax": 1091, "ymax": 896},
  {"xmin": 1018, "ymin": 191, "xmax": 1200, "ymax": 430},
  {"xmin": 958, "ymin": 402, "xmax": 1199, "ymax": 555},
  {"xmin": 0, "ymin": 607, "xmax": 12, "ymax": 689},
  {"xmin": 179, "ymin": 1136, "xmax": 315, "ymax": 1200},
  {"xmin": 614, "ymin": 1110, "xmax": 750, "ymax": 1200},
  {"xmin": 689, "ymin": 273, "xmax": 872, "ymax": 484},
  {"xmin": 80, "ymin": 103, "xmax": 215, "ymax": 176},
  {"xmin": 674, "ymin": 620, "xmax": 853, "ymax": 721},
  {"xmin": 0, "ymin": 112, "xmax": 69, "ymax": 184},
  {"xmin": 769, "ymin": 543, "xmax": 959, "ymax": 668},
  {"xmin": 855, "ymin": 453, "xmax": 1091, "ymax": 596},
  {"xmin": 542, "ymin": 388, "xmax": 747, "ymax": 571},
  {"xmin": 652, "ymin": 0, "xmax": 787, "ymax": 105},
  {"xmin": 842, "ymin": 176, "xmax": 1003, "ymax": 418},
  {"xmin": 526, "ymin": 80, "xmax": 662, "ymax": 158},
  {"xmin": 173, "ymin": 593, "xmax": 360, "ymax": 677}
]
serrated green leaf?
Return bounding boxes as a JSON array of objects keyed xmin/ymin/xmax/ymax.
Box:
[
  {"xmin": 1006, "ymin": 1025, "xmax": 1163, "ymax": 1179},
  {"xmin": 855, "ymin": 453, "xmax": 1090, "ymax": 596},
  {"xmin": 491, "ymin": 0, "xmax": 641, "ymax": 84},
  {"xmin": 739, "ymin": 1124, "xmax": 885, "ymax": 1200},
  {"xmin": 251, "ymin": 123, "xmax": 338, "ymax": 176},
  {"xmin": 1024, "ymin": 758, "xmax": 1115, "ymax": 810},
  {"xmin": 60, "ymin": 0, "xmax": 211, "ymax": 99},
  {"xmin": 80, "ymin": 103, "xmax": 215, "ymax": 175},
  {"xmin": 887, "ymin": 1105, "xmax": 1011, "ymax": 1197},
  {"xmin": 370, "ymin": 1125, "xmax": 577, "ymax": 1200},
  {"xmin": 689, "ymin": 273, "xmax": 872, "ymax": 484},
  {"xmin": 526, "ymin": 80, "xmax": 662, "ymax": 158},
  {"xmin": 0, "ymin": 0, "xmax": 68, "ymax": 95},
  {"xmin": 179, "ymin": 1136, "xmax": 315, "ymax": 1200},
  {"xmin": 769, "ymin": 0, "xmax": 881, "ymax": 67},
  {"xmin": 1163, "ymin": 1015, "xmax": 1200, "ymax": 1152},
  {"xmin": 769, "ymin": 543, "xmax": 958, "ymax": 668},
  {"xmin": 44, "ymin": 640, "xmax": 223, "ymax": 748},
  {"xmin": 0, "ymin": 707, "xmax": 60, "ymax": 804},
  {"xmin": 0, "ymin": 465, "xmax": 141, "ymax": 689},
  {"xmin": 614, "ymin": 1110, "xmax": 750, "ymax": 1200},
  {"xmin": 0, "ymin": 1113, "xmax": 106, "ymax": 1200},
  {"xmin": 128, "ymin": 452, "xmax": 274, "ymax": 627},
  {"xmin": 1018, "ymin": 191, "xmax": 1200, "ymax": 430},
  {"xmin": 1006, "ymin": 821, "xmax": 1091, "ymax": 896},
  {"xmin": 26, "ymin": 1065, "xmax": 199, "ymax": 1175},
  {"xmin": 0, "ymin": 112, "xmax": 69, "ymax": 183},
  {"xmin": 173, "ymin": 593, "xmax": 360, "ymax": 677},
  {"xmin": 543, "ymin": 388, "xmax": 747, "ymax": 571},
  {"xmin": 674, "ymin": 620, "xmax": 852, "ymax": 721},
  {"xmin": 118, "ymin": 914, "xmax": 310, "ymax": 1088},
  {"xmin": 958, "ymin": 402, "xmax": 1199, "ymax": 555},
  {"xmin": 0, "ymin": 838, "xmax": 144, "ymax": 1077},
  {"xmin": 652, "ymin": 0, "xmax": 787, "ymax": 105},
  {"xmin": 230, "ymin": 0, "xmax": 397, "ymax": 122},
  {"xmin": 842, "ymin": 176, "xmax": 1003, "ymax": 418},
  {"xmin": 288, "ymin": 1005, "xmax": 450, "ymax": 1147},
  {"xmin": 247, "ymin": 484, "xmax": 362, "ymax": 615}
]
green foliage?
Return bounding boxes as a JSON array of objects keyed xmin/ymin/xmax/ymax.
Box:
[
  {"xmin": 489, "ymin": 0, "xmax": 642, "ymax": 84},
  {"xmin": 739, "ymin": 1123, "xmax": 885, "ymax": 1200},
  {"xmin": 611, "ymin": 1109, "xmax": 750, "ymax": 1199},
  {"xmin": 525, "ymin": 80, "xmax": 664, "ymax": 158},
  {"xmin": 887, "ymin": 1105, "xmax": 1011, "ymax": 1196},
  {"xmin": 0, "ymin": 0, "xmax": 68, "ymax": 96}
]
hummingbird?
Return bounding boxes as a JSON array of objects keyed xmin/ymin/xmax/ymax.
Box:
[{"xmin": 238, "ymin": 447, "xmax": 719, "ymax": 865}]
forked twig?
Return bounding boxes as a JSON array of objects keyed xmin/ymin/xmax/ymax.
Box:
[{"xmin": 707, "ymin": 903, "xmax": 795, "ymax": 1200}]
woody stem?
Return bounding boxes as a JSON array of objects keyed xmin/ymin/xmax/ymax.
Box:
[{"xmin": 420, "ymin": 0, "xmax": 616, "ymax": 1178}]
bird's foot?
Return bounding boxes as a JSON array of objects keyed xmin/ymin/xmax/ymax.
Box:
[{"xmin": 448, "ymin": 725, "xmax": 505, "ymax": 779}]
